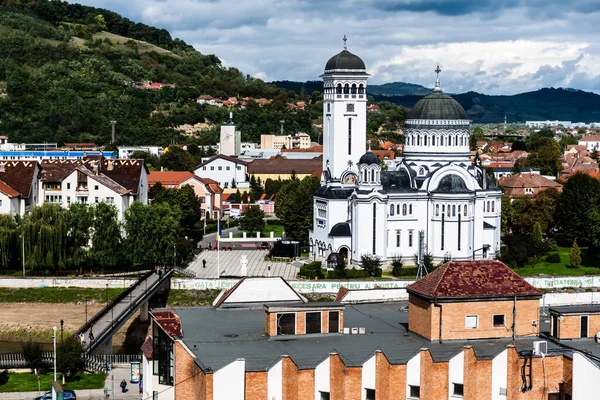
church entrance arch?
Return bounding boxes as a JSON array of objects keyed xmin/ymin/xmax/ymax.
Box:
[{"xmin": 338, "ymin": 246, "xmax": 349, "ymax": 266}]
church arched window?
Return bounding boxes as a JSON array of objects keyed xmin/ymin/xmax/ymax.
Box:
[
  {"xmin": 351, "ymin": 84, "xmax": 357, "ymax": 94},
  {"xmin": 487, "ymin": 201, "xmax": 490, "ymax": 212},
  {"xmin": 492, "ymin": 201, "xmax": 495, "ymax": 212},
  {"xmin": 327, "ymin": 103, "xmax": 330, "ymax": 113},
  {"xmin": 358, "ymin": 84, "xmax": 365, "ymax": 94},
  {"xmin": 452, "ymin": 205, "xmax": 456, "ymax": 216},
  {"xmin": 432, "ymin": 136, "xmax": 436, "ymax": 146},
  {"xmin": 424, "ymin": 135, "xmax": 428, "ymax": 146},
  {"xmin": 396, "ymin": 204, "xmax": 400, "ymax": 214},
  {"xmin": 402, "ymin": 204, "xmax": 407, "ymax": 216},
  {"xmin": 390, "ymin": 204, "xmax": 394, "ymax": 216},
  {"xmin": 463, "ymin": 204, "xmax": 467, "ymax": 216},
  {"xmin": 343, "ymin": 84, "xmax": 350, "ymax": 94},
  {"xmin": 336, "ymin": 84, "xmax": 342, "ymax": 94},
  {"xmin": 442, "ymin": 204, "xmax": 445, "ymax": 214},
  {"xmin": 409, "ymin": 204, "xmax": 413, "ymax": 214},
  {"xmin": 436, "ymin": 204, "xmax": 439, "ymax": 216}
]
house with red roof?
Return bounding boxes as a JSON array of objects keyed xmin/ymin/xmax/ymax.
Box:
[
  {"xmin": 148, "ymin": 171, "xmax": 223, "ymax": 219},
  {"xmin": 406, "ymin": 260, "xmax": 542, "ymax": 341},
  {"xmin": 0, "ymin": 161, "xmax": 40, "ymax": 216},
  {"xmin": 498, "ymin": 172, "xmax": 562, "ymax": 197}
]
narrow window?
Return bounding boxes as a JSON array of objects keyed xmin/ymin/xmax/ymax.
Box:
[
  {"xmin": 396, "ymin": 230, "xmax": 401, "ymax": 247},
  {"xmin": 319, "ymin": 392, "xmax": 330, "ymax": 400},
  {"xmin": 424, "ymin": 135, "xmax": 428, "ymax": 146},
  {"xmin": 403, "ymin": 204, "xmax": 407, "ymax": 216},
  {"xmin": 453, "ymin": 383, "xmax": 464, "ymax": 397},
  {"xmin": 348, "ymin": 119, "xmax": 352, "ymax": 155},
  {"xmin": 372, "ymin": 203, "xmax": 377, "ymax": 254},
  {"xmin": 390, "ymin": 205, "xmax": 394, "ymax": 216},
  {"xmin": 277, "ymin": 313, "xmax": 296, "ymax": 335},
  {"xmin": 365, "ymin": 389, "xmax": 375, "ymax": 400},
  {"xmin": 458, "ymin": 213, "xmax": 461, "ymax": 251},
  {"xmin": 409, "ymin": 385, "xmax": 420, "ymax": 398},
  {"xmin": 432, "ymin": 136, "xmax": 436, "ymax": 146},
  {"xmin": 441, "ymin": 213, "xmax": 445, "ymax": 251},
  {"xmin": 305, "ymin": 312, "xmax": 321, "ymax": 334},
  {"xmin": 329, "ymin": 311, "xmax": 340, "ymax": 333},
  {"xmin": 463, "ymin": 204, "xmax": 467, "ymax": 217},
  {"xmin": 409, "ymin": 230, "xmax": 413, "ymax": 247},
  {"xmin": 409, "ymin": 204, "xmax": 413, "ymax": 214},
  {"xmin": 442, "ymin": 204, "xmax": 445, "ymax": 214},
  {"xmin": 493, "ymin": 314, "xmax": 505, "ymax": 327},
  {"xmin": 435, "ymin": 204, "xmax": 439, "ymax": 216},
  {"xmin": 452, "ymin": 205, "xmax": 456, "ymax": 216},
  {"xmin": 396, "ymin": 204, "xmax": 400, "ymax": 214},
  {"xmin": 343, "ymin": 84, "xmax": 350, "ymax": 94},
  {"xmin": 487, "ymin": 201, "xmax": 490, "ymax": 212},
  {"xmin": 492, "ymin": 201, "xmax": 495, "ymax": 212}
]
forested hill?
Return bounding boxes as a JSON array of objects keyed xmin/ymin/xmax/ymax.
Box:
[
  {"xmin": 276, "ymin": 80, "xmax": 600, "ymax": 123},
  {"xmin": 0, "ymin": 1, "xmax": 286, "ymax": 146}
]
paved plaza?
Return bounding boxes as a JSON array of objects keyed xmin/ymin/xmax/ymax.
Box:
[{"xmin": 186, "ymin": 249, "xmax": 298, "ymax": 280}]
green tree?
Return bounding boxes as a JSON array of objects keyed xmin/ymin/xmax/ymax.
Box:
[
  {"xmin": 556, "ymin": 173, "xmax": 600, "ymax": 245},
  {"xmin": 153, "ymin": 185, "xmax": 201, "ymax": 230},
  {"xmin": 89, "ymin": 202, "xmax": 121, "ymax": 269},
  {"xmin": 131, "ymin": 151, "xmax": 160, "ymax": 170},
  {"xmin": 21, "ymin": 340, "xmax": 44, "ymax": 372},
  {"xmin": 149, "ymin": 182, "xmax": 165, "ymax": 199},
  {"xmin": 526, "ymin": 139, "xmax": 562, "ymax": 176},
  {"xmin": 22, "ymin": 204, "xmax": 70, "ymax": 270},
  {"xmin": 160, "ymin": 146, "xmax": 195, "ymax": 171},
  {"xmin": 67, "ymin": 203, "xmax": 93, "ymax": 270},
  {"xmin": 275, "ymin": 176, "xmax": 320, "ymax": 243},
  {"xmin": 93, "ymin": 14, "xmax": 108, "ymax": 31},
  {"xmin": 359, "ymin": 254, "xmax": 382, "ymax": 277},
  {"xmin": 239, "ymin": 206, "xmax": 265, "ymax": 235},
  {"xmin": 570, "ymin": 239, "xmax": 581, "ymax": 268},
  {"xmin": 0, "ymin": 214, "xmax": 19, "ymax": 269},
  {"xmin": 57, "ymin": 336, "xmax": 84, "ymax": 375},
  {"xmin": 124, "ymin": 202, "xmax": 181, "ymax": 267}
]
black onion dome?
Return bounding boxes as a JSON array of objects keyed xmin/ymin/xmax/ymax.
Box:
[
  {"xmin": 358, "ymin": 151, "xmax": 380, "ymax": 165},
  {"xmin": 325, "ymin": 50, "xmax": 366, "ymax": 72},
  {"xmin": 329, "ymin": 222, "xmax": 351, "ymax": 237},
  {"xmin": 407, "ymin": 90, "xmax": 467, "ymax": 120}
]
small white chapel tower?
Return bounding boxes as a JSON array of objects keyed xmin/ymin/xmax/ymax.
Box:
[{"xmin": 321, "ymin": 36, "xmax": 370, "ymax": 181}]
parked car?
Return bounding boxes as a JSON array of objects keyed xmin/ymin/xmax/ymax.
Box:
[
  {"xmin": 260, "ymin": 242, "xmax": 270, "ymax": 250},
  {"xmin": 34, "ymin": 390, "xmax": 76, "ymax": 400}
]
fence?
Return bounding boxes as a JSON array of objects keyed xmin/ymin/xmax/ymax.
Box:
[{"xmin": 0, "ymin": 352, "xmax": 140, "ymax": 371}]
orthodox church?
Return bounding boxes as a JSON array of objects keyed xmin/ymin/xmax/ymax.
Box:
[{"xmin": 309, "ymin": 40, "xmax": 502, "ymax": 264}]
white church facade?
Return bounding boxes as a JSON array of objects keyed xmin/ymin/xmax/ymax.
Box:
[{"xmin": 309, "ymin": 42, "xmax": 502, "ymax": 264}]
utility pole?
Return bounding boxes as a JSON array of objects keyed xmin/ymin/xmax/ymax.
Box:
[
  {"xmin": 416, "ymin": 230, "xmax": 428, "ymax": 280},
  {"xmin": 110, "ymin": 120, "xmax": 116, "ymax": 144},
  {"xmin": 21, "ymin": 233, "xmax": 25, "ymax": 278},
  {"xmin": 279, "ymin": 119, "xmax": 285, "ymax": 135}
]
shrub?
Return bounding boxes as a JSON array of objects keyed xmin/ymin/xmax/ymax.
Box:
[
  {"xmin": 570, "ymin": 240, "xmax": 581, "ymax": 268},
  {"xmin": 300, "ymin": 261, "xmax": 325, "ymax": 279},
  {"xmin": 344, "ymin": 269, "xmax": 370, "ymax": 279},
  {"xmin": 545, "ymin": 253, "xmax": 561, "ymax": 263},
  {"xmin": 21, "ymin": 340, "xmax": 44, "ymax": 372},
  {"xmin": 360, "ymin": 254, "xmax": 382, "ymax": 277},
  {"xmin": 391, "ymin": 258, "xmax": 403, "ymax": 277},
  {"xmin": 57, "ymin": 336, "xmax": 84, "ymax": 375}
]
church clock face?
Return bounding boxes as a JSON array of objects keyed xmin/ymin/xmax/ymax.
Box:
[{"xmin": 346, "ymin": 103, "xmax": 355, "ymax": 113}]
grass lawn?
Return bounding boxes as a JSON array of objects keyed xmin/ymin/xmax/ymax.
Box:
[
  {"xmin": 166, "ymin": 289, "xmax": 220, "ymax": 306},
  {"xmin": 0, "ymin": 287, "xmax": 126, "ymax": 304},
  {"xmin": 260, "ymin": 224, "xmax": 285, "ymax": 237},
  {"xmin": 515, "ymin": 246, "xmax": 600, "ymax": 277},
  {"xmin": 0, "ymin": 372, "xmax": 105, "ymax": 392}
]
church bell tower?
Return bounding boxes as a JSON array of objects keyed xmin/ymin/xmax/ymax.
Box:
[{"xmin": 321, "ymin": 36, "xmax": 370, "ymax": 182}]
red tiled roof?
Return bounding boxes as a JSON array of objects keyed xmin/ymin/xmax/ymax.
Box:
[
  {"xmin": 151, "ymin": 310, "xmax": 183, "ymax": 338},
  {"xmin": 499, "ymin": 173, "xmax": 562, "ymax": 189},
  {"xmin": 0, "ymin": 161, "xmax": 38, "ymax": 198},
  {"xmin": 406, "ymin": 260, "xmax": 542, "ymax": 300},
  {"xmin": 580, "ymin": 135, "xmax": 600, "ymax": 142},
  {"xmin": 247, "ymin": 155, "xmax": 323, "ymax": 175},
  {"xmin": 0, "ymin": 180, "xmax": 19, "ymax": 197},
  {"xmin": 335, "ymin": 287, "xmax": 349, "ymax": 302},
  {"xmin": 148, "ymin": 171, "xmax": 194, "ymax": 186},
  {"xmin": 372, "ymin": 150, "xmax": 394, "ymax": 160},
  {"xmin": 281, "ymin": 145, "xmax": 323, "ymax": 153},
  {"xmin": 141, "ymin": 336, "xmax": 153, "ymax": 360}
]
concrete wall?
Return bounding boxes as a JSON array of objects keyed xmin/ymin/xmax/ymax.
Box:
[
  {"xmin": 573, "ymin": 352, "xmax": 600, "ymax": 399},
  {"xmin": 213, "ymin": 359, "xmax": 245, "ymax": 400},
  {"xmin": 268, "ymin": 360, "xmax": 282, "ymax": 400}
]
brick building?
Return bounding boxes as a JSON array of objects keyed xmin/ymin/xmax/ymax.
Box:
[{"xmin": 142, "ymin": 262, "xmax": 600, "ymax": 399}]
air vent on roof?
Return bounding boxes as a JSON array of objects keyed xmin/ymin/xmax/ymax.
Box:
[
  {"xmin": 343, "ymin": 327, "xmax": 350, "ymax": 335},
  {"xmin": 351, "ymin": 327, "xmax": 358, "ymax": 335},
  {"xmin": 359, "ymin": 327, "xmax": 366, "ymax": 334}
]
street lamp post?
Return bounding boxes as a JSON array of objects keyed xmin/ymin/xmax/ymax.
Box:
[
  {"xmin": 60, "ymin": 320, "xmax": 63, "ymax": 342},
  {"xmin": 85, "ymin": 300, "xmax": 88, "ymax": 325},
  {"xmin": 52, "ymin": 326, "xmax": 57, "ymax": 383},
  {"xmin": 105, "ymin": 283, "xmax": 109, "ymax": 305}
]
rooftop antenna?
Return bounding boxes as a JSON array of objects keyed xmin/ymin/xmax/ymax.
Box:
[
  {"xmin": 433, "ymin": 66, "xmax": 442, "ymax": 92},
  {"xmin": 343, "ymin": 35, "xmax": 347, "ymax": 50},
  {"xmin": 416, "ymin": 230, "xmax": 428, "ymax": 279}
]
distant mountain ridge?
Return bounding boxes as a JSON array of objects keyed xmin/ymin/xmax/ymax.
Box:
[{"xmin": 272, "ymin": 81, "xmax": 600, "ymax": 123}]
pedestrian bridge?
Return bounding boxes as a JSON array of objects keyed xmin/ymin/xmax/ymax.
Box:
[{"xmin": 76, "ymin": 269, "xmax": 173, "ymax": 355}]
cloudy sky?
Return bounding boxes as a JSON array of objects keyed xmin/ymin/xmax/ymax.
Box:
[{"xmin": 76, "ymin": 0, "xmax": 600, "ymax": 95}]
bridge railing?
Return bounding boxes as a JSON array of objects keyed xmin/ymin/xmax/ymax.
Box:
[
  {"xmin": 76, "ymin": 270, "xmax": 154, "ymax": 337},
  {"xmin": 85, "ymin": 269, "xmax": 173, "ymax": 354},
  {"xmin": 0, "ymin": 352, "xmax": 140, "ymax": 371}
]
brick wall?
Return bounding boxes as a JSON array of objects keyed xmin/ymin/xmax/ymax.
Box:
[
  {"xmin": 463, "ymin": 346, "xmax": 492, "ymax": 399},
  {"xmin": 174, "ymin": 341, "xmax": 209, "ymax": 400},
  {"xmin": 282, "ymin": 356, "xmax": 299, "ymax": 400},
  {"xmin": 297, "ymin": 369, "xmax": 315, "ymax": 400},
  {"xmin": 375, "ymin": 351, "xmax": 390, "ymax": 399},
  {"xmin": 420, "ymin": 348, "xmax": 449, "ymax": 400},
  {"xmin": 344, "ymin": 367, "xmax": 362, "ymax": 400},
  {"xmin": 558, "ymin": 314, "xmax": 600, "ymax": 339},
  {"xmin": 245, "ymin": 371, "xmax": 267, "ymax": 400},
  {"xmin": 322, "ymin": 311, "xmax": 330, "ymax": 333},
  {"xmin": 265, "ymin": 311, "xmax": 277, "ymax": 336},
  {"xmin": 330, "ymin": 353, "xmax": 345, "ymax": 400},
  {"xmin": 297, "ymin": 312, "xmax": 306, "ymax": 335},
  {"xmin": 389, "ymin": 364, "xmax": 406, "ymax": 399},
  {"xmin": 408, "ymin": 295, "xmax": 433, "ymax": 339}
]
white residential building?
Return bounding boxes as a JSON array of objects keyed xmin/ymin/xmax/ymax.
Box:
[
  {"xmin": 194, "ymin": 155, "xmax": 249, "ymax": 190},
  {"xmin": 118, "ymin": 146, "xmax": 162, "ymax": 159},
  {"xmin": 579, "ymin": 135, "xmax": 600, "ymax": 152}
]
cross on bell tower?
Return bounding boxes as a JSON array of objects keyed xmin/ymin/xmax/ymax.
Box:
[
  {"xmin": 343, "ymin": 35, "xmax": 347, "ymax": 50},
  {"xmin": 434, "ymin": 65, "xmax": 442, "ymax": 92}
]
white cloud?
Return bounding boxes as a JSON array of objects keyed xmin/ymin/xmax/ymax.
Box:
[{"xmin": 73, "ymin": 0, "xmax": 600, "ymax": 94}]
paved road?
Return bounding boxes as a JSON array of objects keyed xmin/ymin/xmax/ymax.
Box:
[
  {"xmin": 81, "ymin": 273, "xmax": 161, "ymax": 351},
  {"xmin": 186, "ymin": 249, "xmax": 298, "ymax": 280}
]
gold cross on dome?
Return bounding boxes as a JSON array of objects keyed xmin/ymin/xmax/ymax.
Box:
[{"xmin": 435, "ymin": 65, "xmax": 441, "ymax": 78}]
